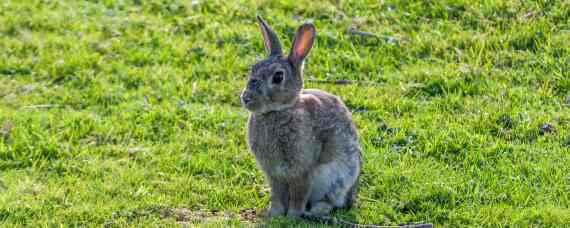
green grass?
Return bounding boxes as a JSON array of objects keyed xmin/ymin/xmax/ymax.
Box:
[{"xmin": 0, "ymin": 0, "xmax": 569, "ymax": 226}]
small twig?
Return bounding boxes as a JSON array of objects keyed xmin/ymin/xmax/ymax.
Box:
[
  {"xmin": 302, "ymin": 214, "xmax": 433, "ymax": 228},
  {"xmin": 347, "ymin": 28, "xmax": 399, "ymax": 45},
  {"xmin": 359, "ymin": 195, "xmax": 382, "ymax": 203},
  {"xmin": 307, "ymin": 79, "xmax": 357, "ymax": 85},
  {"xmin": 21, "ymin": 104, "xmax": 60, "ymax": 109},
  {"xmin": 348, "ymin": 27, "xmax": 380, "ymax": 38},
  {"xmin": 307, "ymin": 79, "xmax": 382, "ymax": 86}
]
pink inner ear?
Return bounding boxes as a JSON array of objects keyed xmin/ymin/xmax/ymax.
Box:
[{"xmin": 293, "ymin": 26, "xmax": 315, "ymax": 60}]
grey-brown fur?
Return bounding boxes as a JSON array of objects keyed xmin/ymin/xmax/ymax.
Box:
[{"xmin": 241, "ymin": 16, "xmax": 362, "ymax": 218}]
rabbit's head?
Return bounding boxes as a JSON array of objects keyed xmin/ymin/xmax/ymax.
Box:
[{"xmin": 241, "ymin": 16, "xmax": 315, "ymax": 114}]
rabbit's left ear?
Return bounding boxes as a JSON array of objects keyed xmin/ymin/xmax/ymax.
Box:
[
  {"xmin": 257, "ymin": 16, "xmax": 283, "ymax": 57},
  {"xmin": 289, "ymin": 23, "xmax": 316, "ymax": 66}
]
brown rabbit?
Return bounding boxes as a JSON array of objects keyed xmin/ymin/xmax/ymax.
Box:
[{"xmin": 240, "ymin": 16, "xmax": 362, "ymax": 218}]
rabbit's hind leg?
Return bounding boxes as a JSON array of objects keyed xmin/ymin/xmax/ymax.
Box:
[
  {"xmin": 306, "ymin": 201, "xmax": 334, "ymax": 216},
  {"xmin": 308, "ymin": 162, "xmax": 356, "ymax": 212},
  {"xmin": 343, "ymin": 176, "xmax": 359, "ymax": 208}
]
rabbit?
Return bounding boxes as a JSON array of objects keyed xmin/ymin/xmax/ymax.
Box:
[{"xmin": 240, "ymin": 16, "xmax": 362, "ymax": 218}]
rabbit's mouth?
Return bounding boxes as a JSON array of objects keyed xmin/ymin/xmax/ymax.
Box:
[
  {"xmin": 240, "ymin": 91, "xmax": 262, "ymax": 111},
  {"xmin": 241, "ymin": 90, "xmax": 298, "ymax": 114}
]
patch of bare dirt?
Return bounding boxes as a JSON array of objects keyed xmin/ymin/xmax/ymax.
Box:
[{"xmin": 160, "ymin": 207, "xmax": 260, "ymax": 224}]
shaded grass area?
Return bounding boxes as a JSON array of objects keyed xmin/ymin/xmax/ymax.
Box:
[{"xmin": 0, "ymin": 0, "xmax": 569, "ymax": 226}]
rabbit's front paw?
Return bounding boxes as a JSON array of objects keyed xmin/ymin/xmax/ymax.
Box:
[
  {"xmin": 286, "ymin": 208, "xmax": 304, "ymax": 218},
  {"xmin": 267, "ymin": 205, "xmax": 286, "ymax": 218}
]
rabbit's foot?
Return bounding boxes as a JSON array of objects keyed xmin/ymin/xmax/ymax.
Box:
[
  {"xmin": 307, "ymin": 201, "xmax": 333, "ymax": 216},
  {"xmin": 286, "ymin": 208, "xmax": 304, "ymax": 218},
  {"xmin": 267, "ymin": 205, "xmax": 286, "ymax": 218}
]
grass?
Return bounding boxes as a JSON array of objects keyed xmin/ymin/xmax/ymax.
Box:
[{"xmin": 0, "ymin": 0, "xmax": 568, "ymax": 226}]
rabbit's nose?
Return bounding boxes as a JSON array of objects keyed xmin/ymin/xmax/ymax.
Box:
[
  {"xmin": 242, "ymin": 96, "xmax": 252, "ymax": 104},
  {"xmin": 241, "ymin": 93, "xmax": 253, "ymax": 105}
]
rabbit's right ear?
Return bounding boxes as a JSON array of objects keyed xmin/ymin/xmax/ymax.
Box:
[
  {"xmin": 289, "ymin": 23, "xmax": 316, "ymax": 67},
  {"xmin": 257, "ymin": 16, "xmax": 283, "ymax": 57}
]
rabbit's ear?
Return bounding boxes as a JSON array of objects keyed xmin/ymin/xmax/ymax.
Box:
[
  {"xmin": 257, "ymin": 16, "xmax": 283, "ymax": 56},
  {"xmin": 289, "ymin": 23, "xmax": 316, "ymax": 66}
]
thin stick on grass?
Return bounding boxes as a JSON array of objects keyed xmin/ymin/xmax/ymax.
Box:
[
  {"xmin": 21, "ymin": 104, "xmax": 60, "ymax": 109},
  {"xmin": 347, "ymin": 27, "xmax": 400, "ymax": 44},
  {"xmin": 303, "ymin": 214, "xmax": 433, "ymax": 228},
  {"xmin": 347, "ymin": 28, "xmax": 380, "ymax": 39},
  {"xmin": 307, "ymin": 79, "xmax": 357, "ymax": 85},
  {"xmin": 307, "ymin": 79, "xmax": 383, "ymax": 86}
]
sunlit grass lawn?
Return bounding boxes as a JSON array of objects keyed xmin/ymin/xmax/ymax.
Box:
[{"xmin": 0, "ymin": 0, "xmax": 569, "ymax": 226}]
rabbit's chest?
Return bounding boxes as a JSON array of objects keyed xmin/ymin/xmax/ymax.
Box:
[{"xmin": 247, "ymin": 114, "xmax": 319, "ymax": 179}]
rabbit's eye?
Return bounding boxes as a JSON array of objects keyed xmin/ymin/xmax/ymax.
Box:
[
  {"xmin": 272, "ymin": 71, "xmax": 284, "ymax": 84},
  {"xmin": 247, "ymin": 79, "xmax": 261, "ymax": 90}
]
